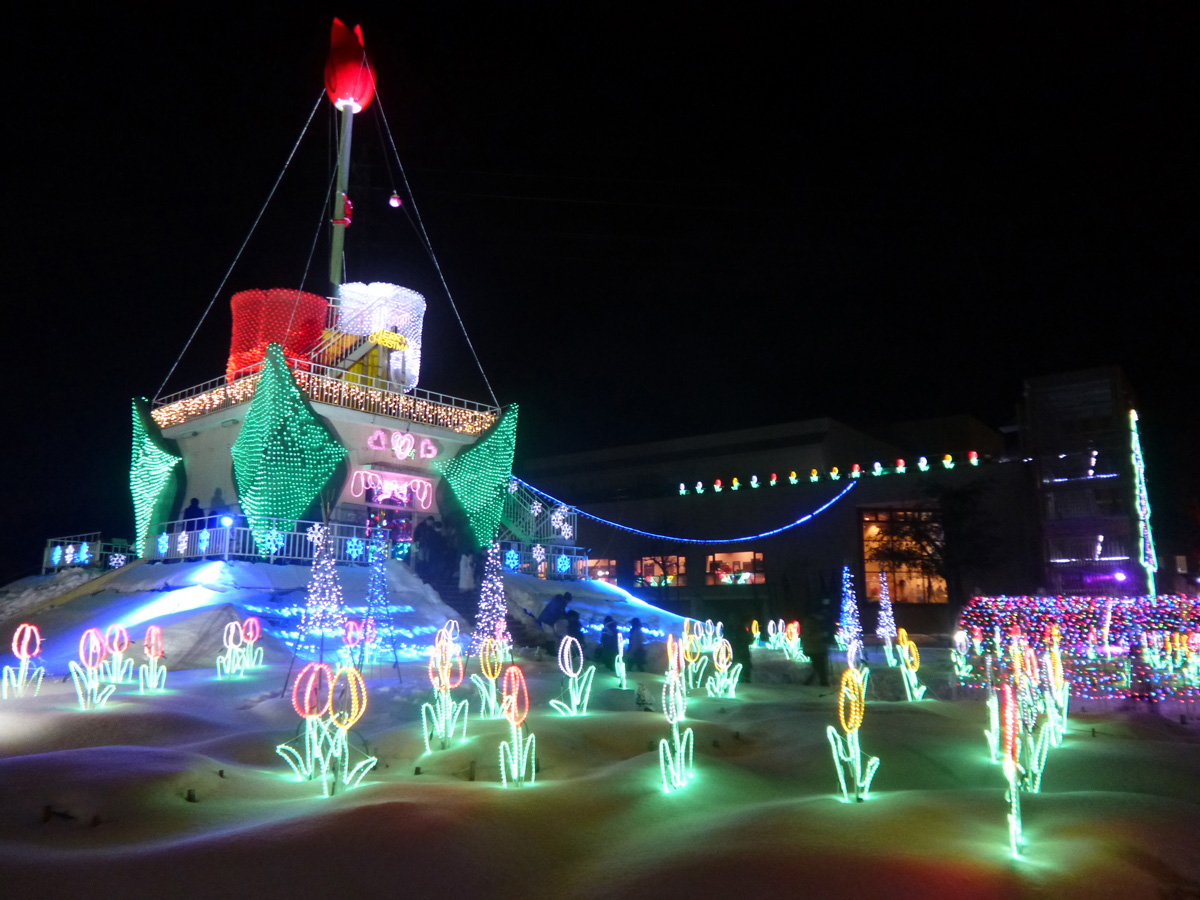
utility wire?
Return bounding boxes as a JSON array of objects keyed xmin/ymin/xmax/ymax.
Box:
[
  {"xmin": 154, "ymin": 90, "xmax": 326, "ymax": 402},
  {"xmin": 374, "ymin": 84, "xmax": 500, "ymax": 408}
]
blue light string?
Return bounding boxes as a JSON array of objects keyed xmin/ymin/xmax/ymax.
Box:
[{"xmin": 511, "ymin": 477, "xmax": 858, "ymax": 545}]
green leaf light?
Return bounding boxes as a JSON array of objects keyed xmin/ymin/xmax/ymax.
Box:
[
  {"xmin": 130, "ymin": 398, "xmax": 183, "ymax": 557},
  {"xmin": 231, "ymin": 344, "xmax": 347, "ymax": 556},
  {"xmin": 433, "ymin": 404, "xmax": 518, "ymax": 550}
]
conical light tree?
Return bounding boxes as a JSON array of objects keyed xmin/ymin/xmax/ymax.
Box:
[
  {"xmin": 837, "ymin": 566, "xmax": 862, "ymax": 647},
  {"xmin": 875, "ymin": 572, "xmax": 896, "ymax": 640},
  {"xmin": 471, "ymin": 542, "xmax": 511, "ymax": 655},
  {"xmin": 359, "ymin": 527, "xmax": 398, "ymax": 668},
  {"xmin": 299, "ymin": 524, "xmax": 347, "ymax": 660}
]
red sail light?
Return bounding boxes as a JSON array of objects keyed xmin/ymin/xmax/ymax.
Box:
[{"xmin": 325, "ymin": 19, "xmax": 375, "ymax": 114}]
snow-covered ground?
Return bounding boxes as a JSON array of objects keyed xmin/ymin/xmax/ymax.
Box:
[{"xmin": 1, "ymin": 567, "xmax": 1198, "ymax": 899}]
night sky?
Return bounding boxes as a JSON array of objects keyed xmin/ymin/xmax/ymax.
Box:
[{"xmin": 7, "ymin": 4, "xmax": 1198, "ymax": 584}]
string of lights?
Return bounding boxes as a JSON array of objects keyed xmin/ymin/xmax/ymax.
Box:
[{"xmin": 511, "ymin": 477, "xmax": 857, "ymax": 545}]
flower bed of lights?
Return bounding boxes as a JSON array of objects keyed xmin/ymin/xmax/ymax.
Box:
[
  {"xmin": 704, "ymin": 638, "xmax": 743, "ymax": 699},
  {"xmin": 421, "ymin": 623, "xmax": 469, "ymax": 752},
  {"xmin": 216, "ymin": 617, "xmax": 265, "ymax": 679},
  {"xmin": 471, "ymin": 637, "xmax": 505, "ymax": 719},
  {"xmin": 498, "ymin": 665, "xmax": 536, "ymax": 787},
  {"xmin": 3, "ymin": 623, "xmax": 45, "ymax": 700},
  {"xmin": 959, "ymin": 594, "xmax": 1200, "ymax": 702},
  {"xmin": 549, "ymin": 636, "xmax": 595, "ymax": 716},
  {"xmin": 659, "ymin": 670, "xmax": 694, "ymax": 793},
  {"xmin": 826, "ymin": 666, "xmax": 880, "ymax": 803},
  {"xmin": 70, "ymin": 628, "xmax": 117, "ymax": 710},
  {"xmin": 138, "ymin": 625, "xmax": 168, "ymax": 694},
  {"xmin": 277, "ymin": 662, "xmax": 377, "ymax": 796}
]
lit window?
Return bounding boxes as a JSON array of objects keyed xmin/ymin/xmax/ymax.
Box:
[
  {"xmin": 587, "ymin": 558, "xmax": 617, "ymax": 585},
  {"xmin": 636, "ymin": 555, "xmax": 686, "ymax": 587},
  {"xmin": 861, "ymin": 510, "xmax": 947, "ymax": 603},
  {"xmin": 706, "ymin": 551, "xmax": 763, "ymax": 586}
]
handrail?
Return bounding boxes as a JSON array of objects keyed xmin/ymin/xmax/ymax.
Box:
[{"xmin": 150, "ymin": 355, "xmax": 500, "ymax": 434}]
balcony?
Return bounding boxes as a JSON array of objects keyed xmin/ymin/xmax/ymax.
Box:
[{"xmin": 151, "ymin": 357, "xmax": 500, "ymax": 435}]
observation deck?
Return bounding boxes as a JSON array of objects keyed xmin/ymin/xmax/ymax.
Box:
[{"xmin": 151, "ymin": 357, "xmax": 500, "ymax": 435}]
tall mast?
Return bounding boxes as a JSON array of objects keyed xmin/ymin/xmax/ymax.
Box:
[{"xmin": 323, "ymin": 19, "xmax": 376, "ymax": 301}]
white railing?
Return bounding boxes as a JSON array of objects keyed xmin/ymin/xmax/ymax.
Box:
[
  {"xmin": 151, "ymin": 356, "xmax": 499, "ymax": 434},
  {"xmin": 500, "ymin": 482, "xmax": 578, "ymax": 546},
  {"xmin": 498, "ymin": 541, "xmax": 589, "ymax": 581},
  {"xmin": 43, "ymin": 533, "xmax": 132, "ymax": 574},
  {"xmin": 142, "ymin": 516, "xmax": 392, "ymax": 565}
]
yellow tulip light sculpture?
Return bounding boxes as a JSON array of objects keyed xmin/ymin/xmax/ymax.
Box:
[
  {"xmin": 471, "ymin": 637, "xmax": 505, "ymax": 719},
  {"xmin": 826, "ymin": 667, "xmax": 880, "ymax": 802}
]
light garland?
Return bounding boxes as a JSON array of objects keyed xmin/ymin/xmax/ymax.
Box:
[
  {"xmin": 3, "ymin": 623, "xmax": 45, "ymax": 699},
  {"xmin": 549, "ymin": 636, "xmax": 596, "ymax": 716},
  {"xmin": 69, "ymin": 627, "xmax": 117, "ymax": 710},
  {"xmin": 512, "ymin": 476, "xmax": 857, "ymax": 545},
  {"xmin": 498, "ymin": 665, "xmax": 536, "ymax": 787},
  {"xmin": 421, "ymin": 623, "xmax": 470, "ymax": 752},
  {"xmin": 230, "ymin": 344, "xmax": 347, "ymax": 557},
  {"xmin": 138, "ymin": 625, "xmax": 168, "ymax": 694},
  {"xmin": 826, "ymin": 667, "xmax": 880, "ymax": 802},
  {"xmin": 659, "ymin": 671, "xmax": 695, "ymax": 793}
]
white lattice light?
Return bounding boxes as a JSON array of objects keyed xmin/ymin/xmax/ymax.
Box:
[{"xmin": 336, "ymin": 282, "xmax": 427, "ymax": 393}]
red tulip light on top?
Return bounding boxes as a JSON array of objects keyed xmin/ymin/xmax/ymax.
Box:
[{"xmin": 325, "ymin": 19, "xmax": 375, "ymax": 113}]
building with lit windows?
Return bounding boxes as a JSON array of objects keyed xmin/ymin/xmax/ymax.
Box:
[{"xmin": 519, "ymin": 368, "xmax": 1157, "ymax": 630}]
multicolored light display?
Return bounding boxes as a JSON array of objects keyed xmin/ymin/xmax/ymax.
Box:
[{"xmin": 959, "ymin": 594, "xmax": 1200, "ymax": 702}]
